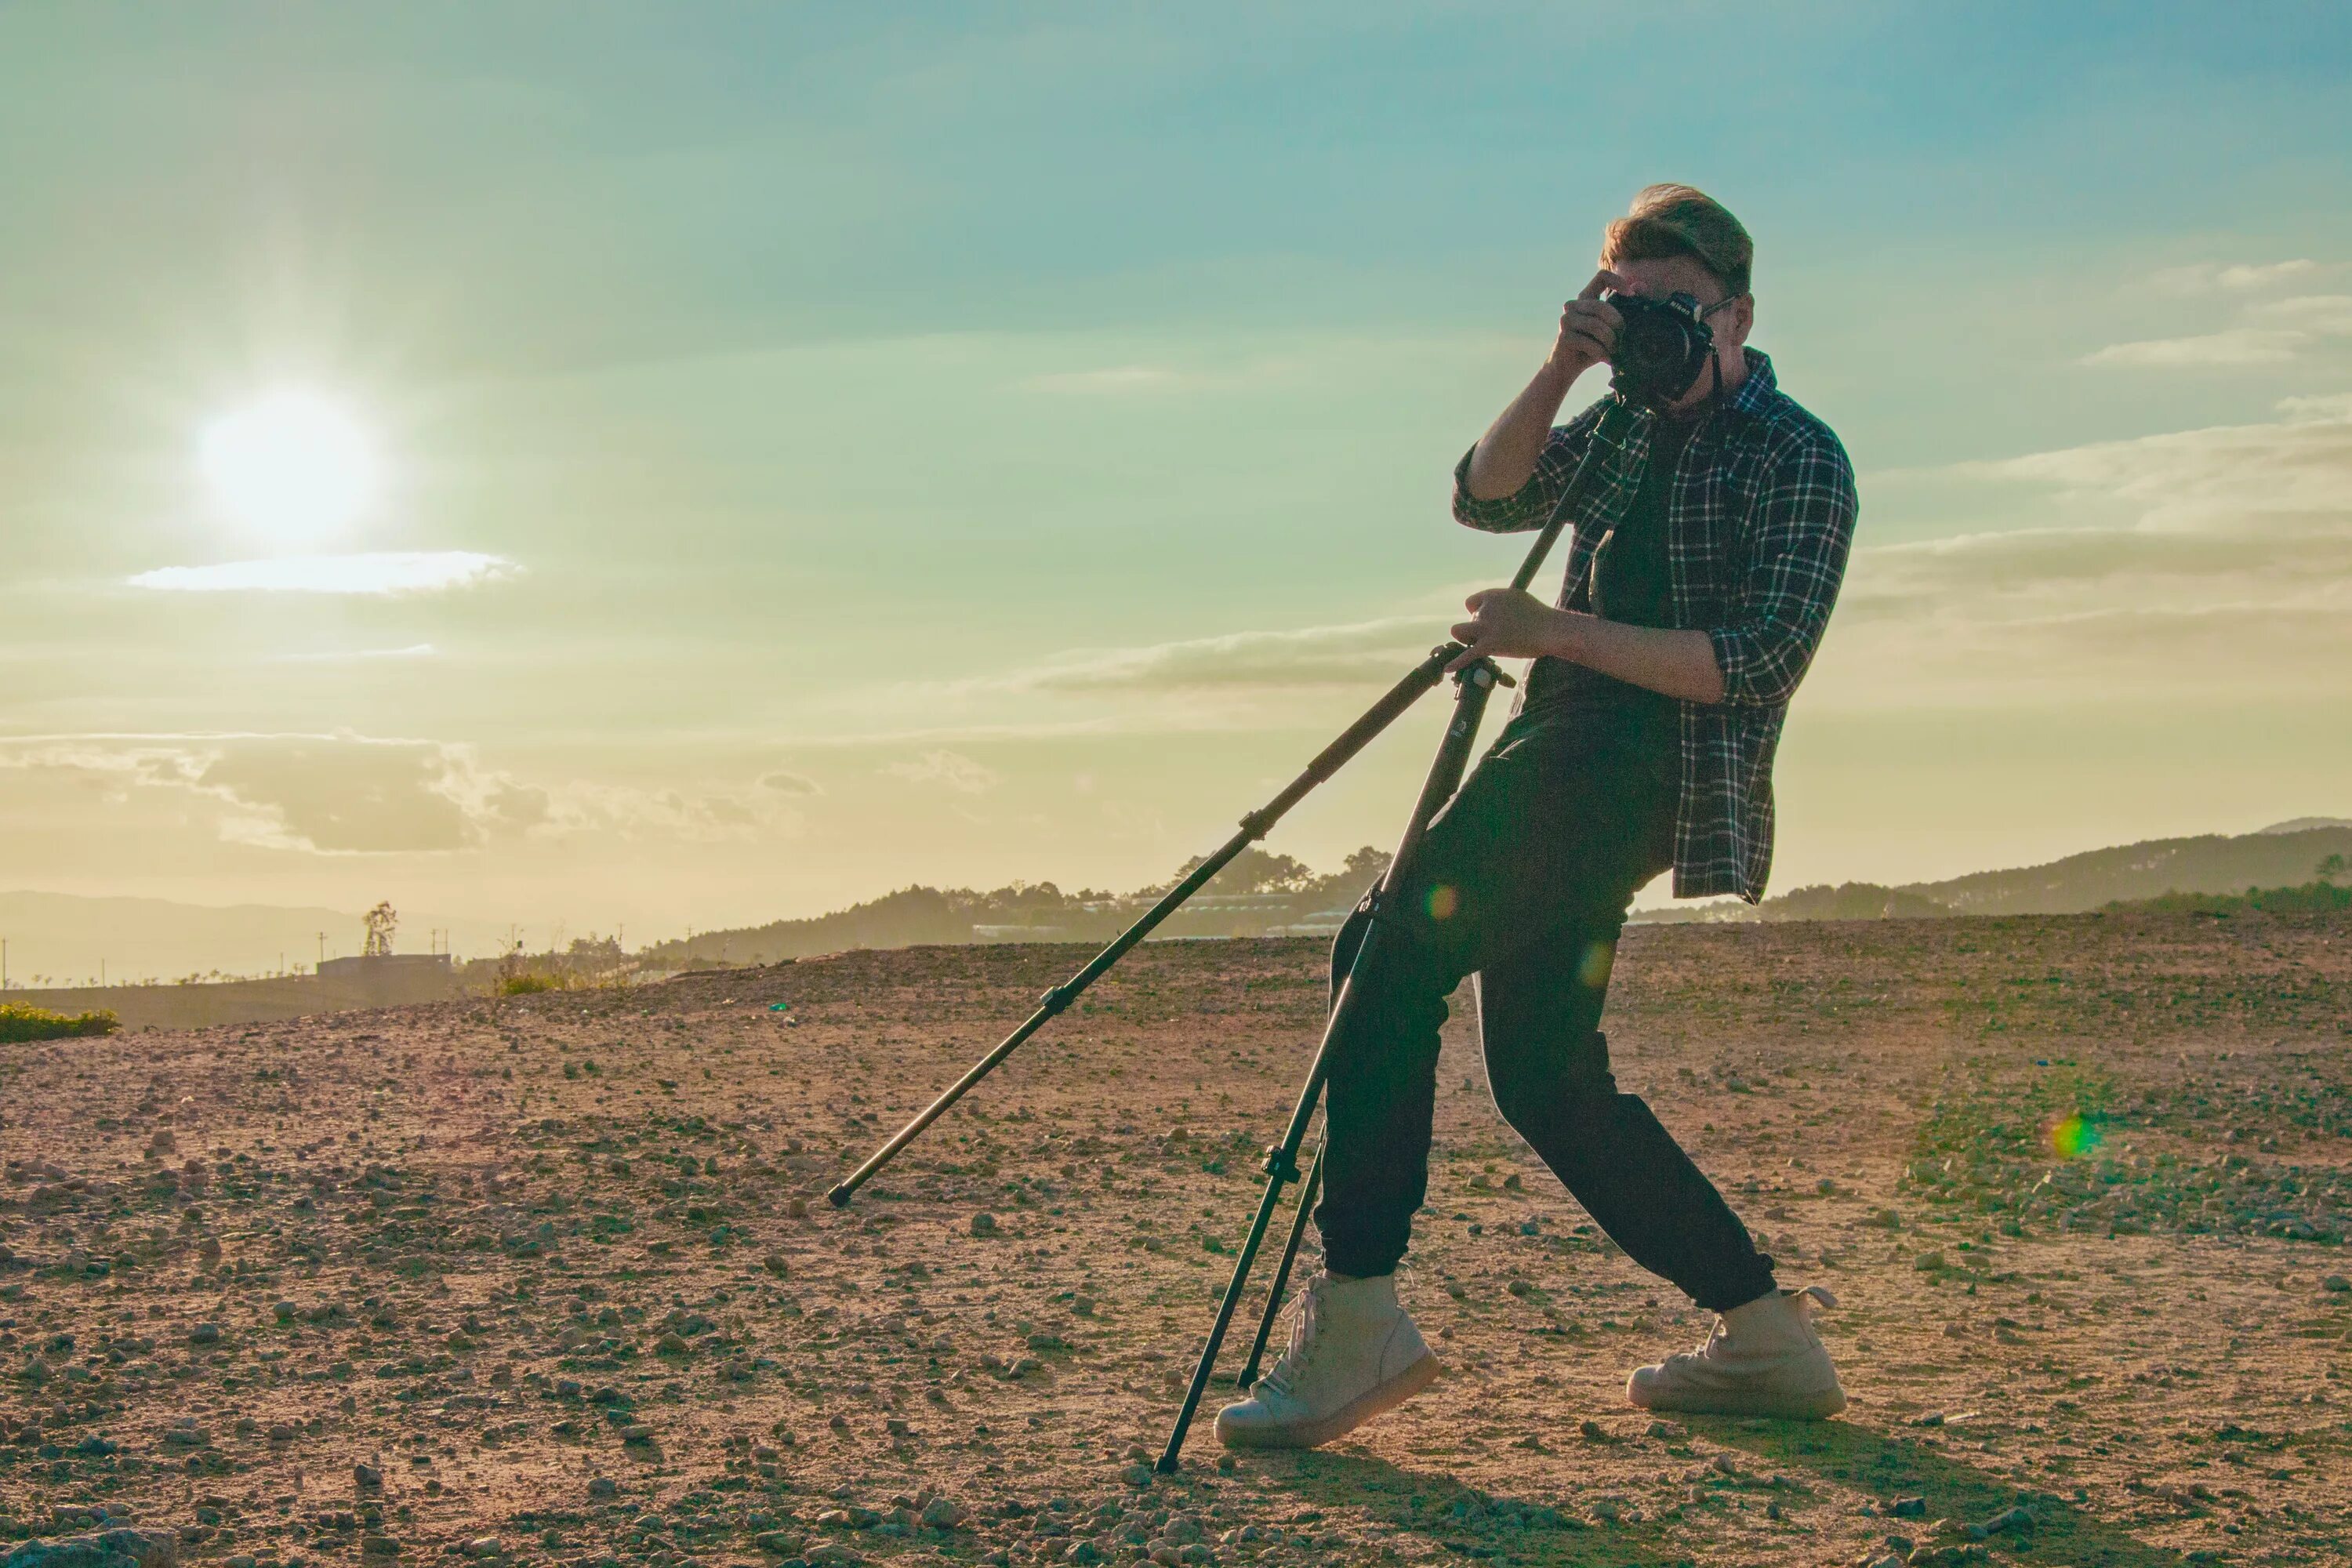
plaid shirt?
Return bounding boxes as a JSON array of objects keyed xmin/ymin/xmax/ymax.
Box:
[{"xmin": 1450, "ymin": 349, "xmax": 1857, "ymax": 903}]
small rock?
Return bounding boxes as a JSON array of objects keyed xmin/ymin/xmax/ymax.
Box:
[
  {"xmin": 1984, "ymin": 1505, "xmax": 2034, "ymax": 1534},
  {"xmin": 970, "ymin": 1212, "xmax": 998, "ymax": 1236},
  {"xmin": 1891, "ymin": 1496, "xmax": 1927, "ymax": 1517},
  {"xmin": 354, "ymin": 1463, "xmax": 383, "ymax": 1488},
  {"xmin": 920, "ymin": 1497, "xmax": 965, "ymax": 1529},
  {"xmin": 1645, "ymin": 1419, "xmax": 1684, "ymax": 1439},
  {"xmin": 462, "ymin": 1538, "xmax": 502, "ymax": 1559},
  {"xmin": 267, "ymin": 1424, "xmax": 297, "ymax": 1443},
  {"xmin": 620, "ymin": 1425, "xmax": 653, "ymax": 1444},
  {"xmin": 361, "ymin": 1537, "xmax": 401, "ymax": 1559},
  {"xmin": 272, "ymin": 1301, "xmax": 299, "ymax": 1322},
  {"xmin": 187, "ymin": 1323, "xmax": 221, "ymax": 1346},
  {"xmin": 1578, "ymin": 1419, "xmax": 1611, "ymax": 1442}
]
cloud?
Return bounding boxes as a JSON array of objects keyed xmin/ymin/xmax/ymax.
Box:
[
  {"xmin": 274, "ymin": 644, "xmax": 440, "ymax": 662},
  {"xmin": 1019, "ymin": 365, "xmax": 1187, "ymax": 394},
  {"xmin": 995, "ymin": 615, "xmax": 1440, "ymax": 695},
  {"xmin": 2080, "ymin": 329, "xmax": 2307, "ymax": 367},
  {"xmin": 1810, "ymin": 394, "xmax": 2352, "ymax": 708},
  {"xmin": 2244, "ymin": 294, "xmax": 2352, "ymax": 336},
  {"xmin": 128, "ymin": 552, "xmax": 519, "ymax": 595},
  {"xmin": 2084, "ymin": 284, "xmax": 2352, "ymax": 368},
  {"xmin": 0, "ymin": 731, "xmax": 801, "ymax": 855},
  {"xmin": 759, "ymin": 769, "xmax": 822, "ymax": 795},
  {"xmin": 2148, "ymin": 260, "xmax": 2325, "ymax": 295},
  {"xmin": 880, "ymin": 749, "xmax": 1000, "ymax": 793}
]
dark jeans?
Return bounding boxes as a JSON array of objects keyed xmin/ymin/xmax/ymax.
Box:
[{"xmin": 1311, "ymin": 701, "xmax": 1778, "ymax": 1313}]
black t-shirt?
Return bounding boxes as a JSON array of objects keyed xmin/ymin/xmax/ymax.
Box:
[{"xmin": 1519, "ymin": 410, "xmax": 1703, "ymax": 729}]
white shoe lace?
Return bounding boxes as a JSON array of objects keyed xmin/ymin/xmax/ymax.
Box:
[{"xmin": 1254, "ymin": 1279, "xmax": 1329, "ymax": 1399}]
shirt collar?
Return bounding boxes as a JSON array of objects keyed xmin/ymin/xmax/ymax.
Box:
[{"xmin": 1721, "ymin": 347, "xmax": 1777, "ymax": 423}]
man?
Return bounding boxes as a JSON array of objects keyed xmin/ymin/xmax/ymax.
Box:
[{"xmin": 1217, "ymin": 184, "xmax": 1859, "ymax": 1450}]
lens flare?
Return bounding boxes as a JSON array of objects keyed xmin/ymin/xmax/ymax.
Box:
[
  {"xmin": 1425, "ymin": 884, "xmax": 1458, "ymax": 920},
  {"xmin": 2049, "ymin": 1112, "xmax": 2101, "ymax": 1160},
  {"xmin": 1577, "ymin": 940, "xmax": 1615, "ymax": 991}
]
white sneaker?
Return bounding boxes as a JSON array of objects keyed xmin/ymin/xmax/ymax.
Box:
[
  {"xmin": 1214, "ymin": 1272, "xmax": 1441, "ymax": 1450},
  {"xmin": 1626, "ymin": 1284, "xmax": 1846, "ymax": 1419}
]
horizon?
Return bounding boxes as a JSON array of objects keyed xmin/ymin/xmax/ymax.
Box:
[{"xmin": 5, "ymin": 5, "xmax": 2350, "ymax": 949}]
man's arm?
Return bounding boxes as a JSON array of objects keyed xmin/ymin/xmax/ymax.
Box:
[
  {"xmin": 1456, "ymin": 270, "xmax": 1628, "ymax": 511},
  {"xmin": 1446, "ymin": 595, "xmax": 1726, "ymax": 702}
]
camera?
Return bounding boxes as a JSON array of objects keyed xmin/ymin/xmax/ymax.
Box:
[{"xmin": 1605, "ymin": 290, "xmax": 1716, "ymax": 409}]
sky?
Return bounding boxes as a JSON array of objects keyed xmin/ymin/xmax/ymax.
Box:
[{"xmin": 3, "ymin": 2, "xmax": 2350, "ymax": 955}]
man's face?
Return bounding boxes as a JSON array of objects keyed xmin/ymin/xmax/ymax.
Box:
[{"xmin": 1609, "ymin": 254, "xmax": 1752, "ymax": 409}]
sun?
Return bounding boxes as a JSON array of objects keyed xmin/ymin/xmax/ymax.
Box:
[{"xmin": 198, "ymin": 389, "xmax": 380, "ymax": 541}]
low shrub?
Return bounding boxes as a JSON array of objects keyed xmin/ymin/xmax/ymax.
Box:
[{"xmin": 0, "ymin": 1002, "xmax": 121, "ymax": 1044}]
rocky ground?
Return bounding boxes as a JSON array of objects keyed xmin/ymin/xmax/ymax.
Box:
[{"xmin": 2, "ymin": 911, "xmax": 2348, "ymax": 1568}]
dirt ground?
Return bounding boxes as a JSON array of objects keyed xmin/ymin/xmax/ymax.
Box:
[{"xmin": 3, "ymin": 911, "xmax": 2349, "ymax": 1568}]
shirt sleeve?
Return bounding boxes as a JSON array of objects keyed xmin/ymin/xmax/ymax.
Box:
[
  {"xmin": 1703, "ymin": 426, "xmax": 1858, "ymax": 709},
  {"xmin": 1450, "ymin": 405, "xmax": 1605, "ymax": 535}
]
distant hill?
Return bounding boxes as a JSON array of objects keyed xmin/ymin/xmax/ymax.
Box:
[
  {"xmin": 637, "ymin": 846, "xmax": 1391, "ymax": 969},
  {"xmin": 1725, "ymin": 820, "xmax": 2352, "ymax": 924}
]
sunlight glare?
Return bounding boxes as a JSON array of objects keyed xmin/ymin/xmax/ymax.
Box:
[{"xmin": 198, "ymin": 390, "xmax": 379, "ymax": 539}]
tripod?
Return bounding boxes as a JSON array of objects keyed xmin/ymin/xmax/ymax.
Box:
[{"xmin": 830, "ymin": 475, "xmax": 1587, "ymax": 1471}]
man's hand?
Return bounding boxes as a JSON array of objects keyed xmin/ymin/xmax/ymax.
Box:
[
  {"xmin": 1549, "ymin": 268, "xmax": 1630, "ymax": 376},
  {"xmin": 1447, "ymin": 586, "xmax": 1563, "ymax": 673}
]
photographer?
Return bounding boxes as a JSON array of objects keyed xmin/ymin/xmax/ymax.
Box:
[{"xmin": 1218, "ymin": 185, "xmax": 1859, "ymax": 1450}]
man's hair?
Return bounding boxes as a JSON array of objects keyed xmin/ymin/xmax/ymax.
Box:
[{"xmin": 1600, "ymin": 183, "xmax": 1752, "ymax": 299}]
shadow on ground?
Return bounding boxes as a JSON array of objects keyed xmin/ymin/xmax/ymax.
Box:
[
  {"xmin": 1709, "ymin": 1415, "xmax": 2194, "ymax": 1568},
  {"xmin": 1252, "ymin": 1446, "xmax": 1705, "ymax": 1567},
  {"xmin": 1239, "ymin": 1417, "xmax": 2200, "ymax": 1568}
]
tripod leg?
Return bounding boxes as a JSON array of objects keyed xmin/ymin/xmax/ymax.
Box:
[
  {"xmin": 1156, "ymin": 661, "xmax": 1501, "ymax": 1472},
  {"xmin": 1238, "ymin": 1144, "xmax": 1323, "ymax": 1391},
  {"xmin": 827, "ymin": 647, "xmax": 1455, "ymax": 1207}
]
